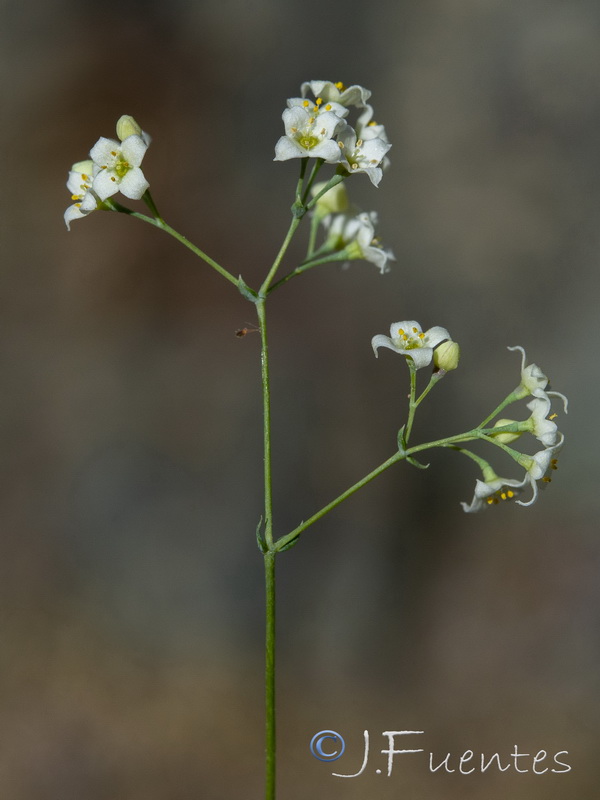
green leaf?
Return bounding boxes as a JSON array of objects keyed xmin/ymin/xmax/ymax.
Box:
[
  {"xmin": 397, "ymin": 425, "xmax": 407, "ymax": 453},
  {"xmin": 256, "ymin": 517, "xmax": 268, "ymax": 553},
  {"xmin": 238, "ymin": 276, "xmax": 258, "ymax": 303},
  {"xmin": 278, "ymin": 534, "xmax": 300, "ymax": 552},
  {"xmin": 406, "ymin": 455, "xmax": 430, "ymax": 470}
]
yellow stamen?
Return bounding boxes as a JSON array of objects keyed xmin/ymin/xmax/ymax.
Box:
[
  {"xmin": 543, "ymin": 477, "xmax": 552, "ymax": 483},
  {"xmin": 110, "ymin": 150, "xmax": 117, "ymax": 156},
  {"xmin": 316, "ymin": 97, "xmax": 323, "ymax": 106},
  {"xmin": 110, "ymin": 176, "xmax": 116, "ymax": 182},
  {"xmin": 507, "ymin": 490, "xmax": 515, "ymax": 498},
  {"xmin": 334, "ymin": 81, "xmax": 345, "ymax": 90},
  {"xmin": 81, "ymin": 174, "xmax": 89, "ymax": 181},
  {"xmin": 351, "ymin": 163, "xmax": 358, "ymax": 170},
  {"xmin": 357, "ymin": 139, "xmax": 363, "ymax": 147},
  {"xmin": 71, "ymin": 194, "xmax": 82, "ymax": 201},
  {"xmin": 325, "ymin": 104, "xmax": 331, "ymax": 111},
  {"xmin": 549, "ymin": 413, "xmax": 558, "ymax": 420},
  {"xmin": 418, "ymin": 332, "xmax": 425, "ymax": 339},
  {"xmin": 303, "ymin": 100, "xmax": 309, "ymax": 107},
  {"xmin": 398, "ymin": 328, "xmax": 405, "ymax": 335}
]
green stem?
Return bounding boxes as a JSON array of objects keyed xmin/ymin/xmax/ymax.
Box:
[
  {"xmin": 275, "ymin": 428, "xmax": 490, "ymax": 551},
  {"xmin": 103, "ymin": 201, "xmax": 239, "ymax": 288},
  {"xmin": 301, "ymin": 158, "xmax": 324, "ymax": 204},
  {"xmin": 256, "ymin": 299, "xmax": 274, "ymax": 547},
  {"xmin": 295, "ymin": 158, "xmax": 308, "ymax": 205},
  {"xmin": 404, "ymin": 362, "xmax": 418, "ymax": 442},
  {"xmin": 264, "ymin": 551, "xmax": 276, "ymax": 800},
  {"xmin": 307, "ymin": 212, "xmax": 322, "ymax": 259},
  {"xmin": 304, "ymin": 174, "xmax": 345, "ymax": 213},
  {"xmin": 142, "ymin": 189, "xmax": 163, "ymax": 222},
  {"xmin": 267, "ymin": 251, "xmax": 348, "ymax": 293},
  {"xmin": 259, "ymin": 217, "xmax": 302, "ymax": 296},
  {"xmin": 478, "ymin": 391, "xmax": 520, "ymax": 428},
  {"xmin": 275, "ymin": 451, "xmax": 404, "ymax": 551}
]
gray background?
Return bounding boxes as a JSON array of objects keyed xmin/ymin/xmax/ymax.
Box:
[{"xmin": 1, "ymin": 0, "xmax": 599, "ymax": 797}]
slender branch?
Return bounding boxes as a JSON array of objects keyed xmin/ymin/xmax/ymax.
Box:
[
  {"xmin": 267, "ymin": 251, "xmax": 348, "ymax": 293},
  {"xmin": 258, "ymin": 217, "xmax": 302, "ymax": 296},
  {"xmin": 301, "ymin": 158, "xmax": 324, "ymax": 204},
  {"xmin": 274, "ymin": 451, "xmax": 404, "ymax": 551},
  {"xmin": 103, "ymin": 201, "xmax": 239, "ymax": 288},
  {"xmin": 478, "ymin": 391, "xmax": 520, "ymax": 428},
  {"xmin": 274, "ymin": 428, "xmax": 491, "ymax": 551}
]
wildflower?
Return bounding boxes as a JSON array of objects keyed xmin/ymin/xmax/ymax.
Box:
[
  {"xmin": 516, "ymin": 435, "xmax": 564, "ymax": 507},
  {"xmin": 323, "ymin": 211, "xmax": 394, "ymax": 273},
  {"xmin": 336, "ymin": 125, "xmax": 391, "ymax": 187},
  {"xmin": 274, "ymin": 105, "xmax": 344, "ymax": 163},
  {"xmin": 372, "ymin": 321, "xmax": 451, "ymax": 369},
  {"xmin": 90, "ymin": 129, "xmax": 150, "ymax": 201},
  {"xmin": 508, "ymin": 346, "xmax": 568, "ymax": 409},
  {"xmin": 523, "ymin": 395, "xmax": 562, "ymax": 447},
  {"xmin": 64, "ymin": 160, "xmax": 98, "ymax": 230},
  {"xmin": 461, "ymin": 470, "xmax": 529, "ymax": 512}
]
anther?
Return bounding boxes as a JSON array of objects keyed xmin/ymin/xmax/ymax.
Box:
[{"xmin": 549, "ymin": 413, "xmax": 558, "ymax": 420}]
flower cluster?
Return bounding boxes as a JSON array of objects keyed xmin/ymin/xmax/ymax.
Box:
[
  {"xmin": 274, "ymin": 80, "xmax": 391, "ymax": 187},
  {"xmin": 461, "ymin": 347, "xmax": 568, "ymax": 512},
  {"xmin": 309, "ymin": 182, "xmax": 395, "ymax": 273},
  {"xmin": 64, "ymin": 115, "xmax": 150, "ymax": 230}
]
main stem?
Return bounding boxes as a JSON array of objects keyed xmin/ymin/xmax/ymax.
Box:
[
  {"xmin": 257, "ymin": 297, "xmax": 277, "ymax": 799},
  {"xmin": 264, "ymin": 551, "xmax": 276, "ymax": 800}
]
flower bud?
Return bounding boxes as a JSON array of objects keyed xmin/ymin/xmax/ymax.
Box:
[
  {"xmin": 311, "ymin": 181, "xmax": 349, "ymax": 216},
  {"xmin": 433, "ymin": 340, "xmax": 460, "ymax": 372},
  {"xmin": 116, "ymin": 115, "xmax": 143, "ymax": 142},
  {"xmin": 491, "ymin": 418, "xmax": 522, "ymax": 444}
]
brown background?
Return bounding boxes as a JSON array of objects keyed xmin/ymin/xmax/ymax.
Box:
[{"xmin": 1, "ymin": 0, "xmax": 598, "ymax": 797}]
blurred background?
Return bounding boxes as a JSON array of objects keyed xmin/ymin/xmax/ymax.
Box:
[{"xmin": 2, "ymin": 0, "xmax": 599, "ymax": 797}]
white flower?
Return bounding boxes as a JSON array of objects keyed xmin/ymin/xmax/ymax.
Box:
[
  {"xmin": 300, "ymin": 80, "xmax": 371, "ymax": 109},
  {"xmin": 461, "ymin": 471, "xmax": 529, "ymax": 512},
  {"xmin": 337, "ymin": 125, "xmax": 391, "ymax": 186},
  {"xmin": 524, "ymin": 395, "xmax": 561, "ymax": 446},
  {"xmin": 508, "ymin": 346, "xmax": 568, "ymax": 409},
  {"xmin": 274, "ymin": 106, "xmax": 344, "ymax": 163},
  {"xmin": 372, "ymin": 321, "xmax": 451, "ymax": 368},
  {"xmin": 516, "ymin": 435, "xmax": 564, "ymax": 507},
  {"xmin": 323, "ymin": 211, "xmax": 394, "ymax": 273},
  {"xmin": 64, "ymin": 160, "xmax": 98, "ymax": 230},
  {"xmin": 90, "ymin": 133, "xmax": 149, "ymax": 201}
]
